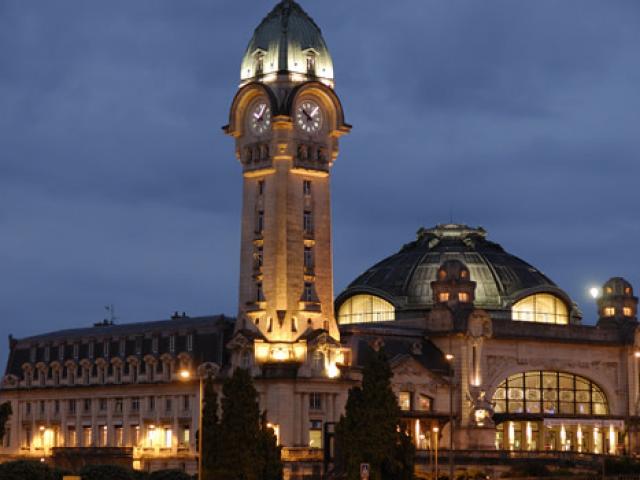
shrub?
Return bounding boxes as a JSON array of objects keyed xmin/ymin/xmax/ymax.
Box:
[
  {"xmin": 0, "ymin": 460, "xmax": 66, "ymax": 480},
  {"xmin": 79, "ymin": 464, "xmax": 137, "ymax": 480},
  {"xmin": 149, "ymin": 469, "xmax": 192, "ymax": 480}
]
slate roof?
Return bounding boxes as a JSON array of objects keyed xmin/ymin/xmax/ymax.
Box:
[{"xmin": 336, "ymin": 224, "xmax": 574, "ymax": 314}]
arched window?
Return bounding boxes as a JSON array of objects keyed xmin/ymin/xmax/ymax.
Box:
[
  {"xmin": 512, "ymin": 294, "xmax": 568, "ymax": 324},
  {"xmin": 492, "ymin": 371, "xmax": 608, "ymax": 416},
  {"xmin": 337, "ymin": 295, "xmax": 395, "ymax": 324}
]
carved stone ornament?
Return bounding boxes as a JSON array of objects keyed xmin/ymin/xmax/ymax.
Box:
[
  {"xmin": 468, "ymin": 386, "xmax": 495, "ymax": 427},
  {"xmin": 467, "ymin": 309, "xmax": 492, "ymax": 339},
  {"xmin": 369, "ymin": 337, "xmax": 385, "ymax": 352}
]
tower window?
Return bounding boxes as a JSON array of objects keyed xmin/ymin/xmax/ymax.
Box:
[
  {"xmin": 255, "ymin": 246, "xmax": 264, "ymax": 269},
  {"xmin": 258, "ymin": 180, "xmax": 265, "ymax": 195},
  {"xmin": 458, "ymin": 292, "xmax": 469, "ymax": 303},
  {"xmin": 623, "ymin": 307, "xmax": 633, "ymax": 317},
  {"xmin": 438, "ymin": 292, "xmax": 450, "ymax": 303},
  {"xmin": 303, "ymin": 282, "xmax": 314, "ymax": 302},
  {"xmin": 304, "ymin": 247, "xmax": 313, "ymax": 271},
  {"xmin": 309, "ymin": 393, "xmax": 322, "ymax": 410},
  {"xmin": 303, "ymin": 180, "xmax": 312, "ymax": 196},
  {"xmin": 303, "ymin": 210, "xmax": 313, "ymax": 234},
  {"xmin": 255, "ymin": 54, "xmax": 264, "ymax": 75},
  {"xmin": 604, "ymin": 307, "xmax": 615, "ymax": 317},
  {"xmin": 257, "ymin": 211, "xmax": 265, "ymax": 234},
  {"xmin": 398, "ymin": 391, "xmax": 411, "ymax": 411},
  {"xmin": 256, "ymin": 282, "xmax": 265, "ymax": 302}
]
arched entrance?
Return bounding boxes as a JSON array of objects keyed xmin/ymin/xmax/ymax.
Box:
[{"xmin": 492, "ymin": 371, "xmax": 622, "ymax": 454}]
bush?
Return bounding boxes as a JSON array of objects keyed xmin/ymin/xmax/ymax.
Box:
[
  {"xmin": 604, "ymin": 456, "xmax": 640, "ymax": 475},
  {"xmin": 0, "ymin": 460, "xmax": 67, "ymax": 480},
  {"xmin": 503, "ymin": 461, "xmax": 552, "ymax": 478},
  {"xmin": 79, "ymin": 464, "xmax": 138, "ymax": 480},
  {"xmin": 149, "ymin": 469, "xmax": 192, "ymax": 480}
]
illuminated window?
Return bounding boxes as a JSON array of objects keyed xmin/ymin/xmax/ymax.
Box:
[
  {"xmin": 131, "ymin": 425, "xmax": 140, "ymax": 447},
  {"xmin": 604, "ymin": 307, "xmax": 615, "ymax": 317},
  {"xmin": 83, "ymin": 427, "xmax": 92, "ymax": 447},
  {"xmin": 181, "ymin": 426, "xmax": 190, "ymax": 447},
  {"xmin": 458, "ymin": 292, "xmax": 469, "ymax": 303},
  {"xmin": 512, "ymin": 294, "xmax": 568, "ymax": 324},
  {"xmin": 625, "ymin": 287, "xmax": 632, "ymax": 295},
  {"xmin": 309, "ymin": 420, "xmax": 322, "ymax": 449},
  {"xmin": 115, "ymin": 427, "xmax": 124, "ymax": 447},
  {"xmin": 398, "ymin": 391, "xmax": 411, "ymax": 411},
  {"xmin": 492, "ymin": 371, "xmax": 608, "ymax": 416},
  {"xmin": 419, "ymin": 395, "xmax": 432, "ymax": 411},
  {"xmin": 67, "ymin": 427, "xmax": 76, "ymax": 447},
  {"xmin": 438, "ymin": 292, "xmax": 450, "ymax": 303},
  {"xmin": 99, "ymin": 425, "xmax": 108, "ymax": 447},
  {"xmin": 303, "ymin": 180, "xmax": 312, "ymax": 196},
  {"xmin": 623, "ymin": 307, "xmax": 633, "ymax": 317},
  {"xmin": 164, "ymin": 428, "xmax": 172, "ymax": 448},
  {"xmin": 338, "ymin": 294, "xmax": 395, "ymax": 324}
]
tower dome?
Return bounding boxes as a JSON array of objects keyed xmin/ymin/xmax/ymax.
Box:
[{"xmin": 240, "ymin": 0, "xmax": 334, "ymax": 87}]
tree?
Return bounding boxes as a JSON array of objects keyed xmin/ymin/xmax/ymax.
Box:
[
  {"xmin": 78, "ymin": 464, "xmax": 138, "ymax": 480},
  {"xmin": 149, "ymin": 469, "xmax": 192, "ymax": 480},
  {"xmin": 0, "ymin": 460, "xmax": 69, "ymax": 480},
  {"xmin": 335, "ymin": 349, "xmax": 415, "ymax": 480},
  {"xmin": 0, "ymin": 401, "xmax": 12, "ymax": 443},
  {"xmin": 258, "ymin": 412, "xmax": 283, "ymax": 480},
  {"xmin": 201, "ymin": 374, "xmax": 220, "ymax": 480},
  {"xmin": 216, "ymin": 368, "xmax": 262, "ymax": 480}
]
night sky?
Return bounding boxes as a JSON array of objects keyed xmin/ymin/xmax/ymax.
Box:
[{"xmin": 2, "ymin": 1, "xmax": 640, "ymax": 365}]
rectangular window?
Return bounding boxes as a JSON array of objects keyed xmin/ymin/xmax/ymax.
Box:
[
  {"xmin": 135, "ymin": 337, "xmax": 142, "ymax": 355},
  {"xmin": 309, "ymin": 393, "xmax": 322, "ymax": 410},
  {"xmin": 149, "ymin": 397, "xmax": 156, "ymax": 412},
  {"xmin": 438, "ymin": 292, "xmax": 450, "ymax": 302},
  {"xmin": 303, "ymin": 282, "xmax": 314, "ymax": 302},
  {"xmin": 30, "ymin": 347, "xmax": 36, "ymax": 363},
  {"xmin": 104, "ymin": 341, "xmax": 110, "ymax": 358},
  {"xmin": 67, "ymin": 427, "xmax": 77, "ymax": 448},
  {"xmin": 309, "ymin": 420, "xmax": 322, "ymax": 449},
  {"xmin": 88, "ymin": 342, "xmax": 94, "ymax": 359},
  {"xmin": 399, "ymin": 391, "xmax": 411, "ymax": 411},
  {"xmin": 44, "ymin": 346, "xmax": 50, "ymax": 362},
  {"xmin": 73, "ymin": 343, "xmax": 79, "ymax": 360},
  {"xmin": 258, "ymin": 180, "xmax": 265, "ymax": 195},
  {"xmin": 304, "ymin": 247, "xmax": 314, "ymax": 271},
  {"xmin": 458, "ymin": 292, "xmax": 469, "ymax": 302},
  {"xmin": 58, "ymin": 344, "xmax": 65, "ymax": 362},
  {"xmin": 40, "ymin": 400, "xmax": 45, "ymax": 414},
  {"xmin": 256, "ymin": 211, "xmax": 265, "ymax": 234},
  {"xmin": 99, "ymin": 398, "xmax": 107, "ymax": 411},
  {"xmin": 604, "ymin": 307, "xmax": 615, "ymax": 317},
  {"xmin": 186, "ymin": 335, "xmax": 193, "ymax": 352},
  {"xmin": 68, "ymin": 400, "xmax": 76, "ymax": 414},
  {"xmin": 131, "ymin": 397, "xmax": 140, "ymax": 412},
  {"xmin": 165, "ymin": 398, "xmax": 173, "ymax": 413},
  {"xmin": 152, "ymin": 337, "xmax": 159, "ymax": 354},
  {"xmin": 303, "ymin": 180, "xmax": 312, "ymax": 196},
  {"xmin": 25, "ymin": 402, "xmax": 31, "ymax": 415},
  {"xmin": 119, "ymin": 339, "xmax": 126, "ymax": 356},
  {"xmin": 183, "ymin": 395, "xmax": 190, "ymax": 410},
  {"xmin": 99, "ymin": 425, "xmax": 108, "ymax": 447},
  {"xmin": 169, "ymin": 335, "xmax": 176, "ymax": 353},
  {"xmin": 54, "ymin": 400, "xmax": 60, "ymax": 414},
  {"xmin": 257, "ymin": 282, "xmax": 265, "ymax": 302},
  {"xmin": 303, "ymin": 210, "xmax": 313, "ymax": 234},
  {"xmin": 115, "ymin": 399, "xmax": 123, "ymax": 414},
  {"xmin": 256, "ymin": 246, "xmax": 264, "ymax": 269},
  {"xmin": 84, "ymin": 399, "xmax": 92, "ymax": 413},
  {"xmin": 419, "ymin": 395, "xmax": 432, "ymax": 411},
  {"xmin": 624, "ymin": 307, "xmax": 633, "ymax": 317},
  {"xmin": 181, "ymin": 426, "xmax": 190, "ymax": 447},
  {"xmin": 164, "ymin": 428, "xmax": 172, "ymax": 448},
  {"xmin": 131, "ymin": 425, "xmax": 140, "ymax": 447},
  {"xmin": 115, "ymin": 426, "xmax": 124, "ymax": 447},
  {"xmin": 83, "ymin": 427, "xmax": 92, "ymax": 447}
]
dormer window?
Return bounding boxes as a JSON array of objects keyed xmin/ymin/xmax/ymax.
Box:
[
  {"xmin": 255, "ymin": 53, "xmax": 264, "ymax": 76},
  {"xmin": 623, "ymin": 307, "xmax": 633, "ymax": 317},
  {"xmin": 438, "ymin": 292, "xmax": 450, "ymax": 303},
  {"xmin": 306, "ymin": 55, "xmax": 316, "ymax": 75},
  {"xmin": 604, "ymin": 307, "xmax": 615, "ymax": 317},
  {"xmin": 458, "ymin": 292, "xmax": 469, "ymax": 303}
]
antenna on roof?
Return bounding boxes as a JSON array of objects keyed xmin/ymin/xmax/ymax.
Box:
[{"xmin": 104, "ymin": 304, "xmax": 117, "ymax": 325}]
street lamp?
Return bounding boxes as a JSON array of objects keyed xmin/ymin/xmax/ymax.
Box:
[
  {"xmin": 179, "ymin": 369, "xmax": 203, "ymax": 479},
  {"xmin": 446, "ymin": 354, "xmax": 455, "ymax": 480},
  {"xmin": 432, "ymin": 426, "xmax": 439, "ymax": 480}
]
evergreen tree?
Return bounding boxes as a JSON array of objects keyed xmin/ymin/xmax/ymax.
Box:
[
  {"xmin": 335, "ymin": 349, "xmax": 415, "ymax": 480},
  {"xmin": 217, "ymin": 368, "xmax": 262, "ymax": 480},
  {"xmin": 201, "ymin": 374, "xmax": 220, "ymax": 480},
  {"xmin": 0, "ymin": 402, "xmax": 12, "ymax": 444},
  {"xmin": 258, "ymin": 412, "xmax": 283, "ymax": 480}
]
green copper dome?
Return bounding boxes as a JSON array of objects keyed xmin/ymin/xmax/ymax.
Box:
[{"xmin": 240, "ymin": 0, "xmax": 334, "ymax": 86}]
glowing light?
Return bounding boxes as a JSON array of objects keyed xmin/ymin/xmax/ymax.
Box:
[
  {"xmin": 445, "ymin": 354, "xmax": 454, "ymax": 362},
  {"xmin": 635, "ymin": 351, "xmax": 640, "ymax": 359},
  {"xmin": 271, "ymin": 348, "xmax": 288, "ymax": 361},
  {"xmin": 432, "ymin": 426, "xmax": 439, "ymax": 433},
  {"xmin": 474, "ymin": 409, "xmax": 487, "ymax": 426},
  {"xmin": 326, "ymin": 363, "xmax": 340, "ymax": 379},
  {"xmin": 590, "ymin": 287, "xmax": 601, "ymax": 299},
  {"xmin": 179, "ymin": 370, "xmax": 191, "ymax": 380}
]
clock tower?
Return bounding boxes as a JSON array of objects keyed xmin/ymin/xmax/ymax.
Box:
[{"xmin": 224, "ymin": 0, "xmax": 350, "ymax": 364}]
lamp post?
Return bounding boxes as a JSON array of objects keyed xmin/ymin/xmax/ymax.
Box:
[
  {"xmin": 179, "ymin": 369, "xmax": 203, "ymax": 479},
  {"xmin": 432, "ymin": 426, "xmax": 439, "ymax": 480},
  {"xmin": 445, "ymin": 354, "xmax": 455, "ymax": 480}
]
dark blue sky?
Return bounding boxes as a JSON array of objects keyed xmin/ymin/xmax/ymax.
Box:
[{"xmin": 2, "ymin": 1, "xmax": 640, "ymax": 364}]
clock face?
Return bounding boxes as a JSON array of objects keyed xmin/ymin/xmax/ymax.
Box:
[
  {"xmin": 250, "ymin": 102, "xmax": 271, "ymax": 134},
  {"xmin": 296, "ymin": 100, "xmax": 322, "ymax": 134}
]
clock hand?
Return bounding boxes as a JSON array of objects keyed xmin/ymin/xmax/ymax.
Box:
[
  {"xmin": 303, "ymin": 109, "xmax": 312, "ymax": 121},
  {"xmin": 310, "ymin": 106, "xmax": 319, "ymax": 118}
]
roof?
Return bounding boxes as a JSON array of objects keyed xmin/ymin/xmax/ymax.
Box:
[
  {"xmin": 240, "ymin": 0, "xmax": 334, "ymax": 84},
  {"xmin": 336, "ymin": 224, "xmax": 574, "ymax": 314}
]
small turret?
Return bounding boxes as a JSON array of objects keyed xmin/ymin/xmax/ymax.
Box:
[
  {"xmin": 431, "ymin": 260, "xmax": 477, "ymax": 309},
  {"xmin": 597, "ymin": 277, "xmax": 638, "ymax": 328}
]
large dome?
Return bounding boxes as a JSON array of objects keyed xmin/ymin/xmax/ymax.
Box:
[
  {"xmin": 336, "ymin": 224, "xmax": 576, "ymax": 317},
  {"xmin": 240, "ymin": 0, "xmax": 334, "ymax": 85}
]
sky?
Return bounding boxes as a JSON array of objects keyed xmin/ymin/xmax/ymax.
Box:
[{"xmin": 1, "ymin": 0, "xmax": 640, "ymax": 366}]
